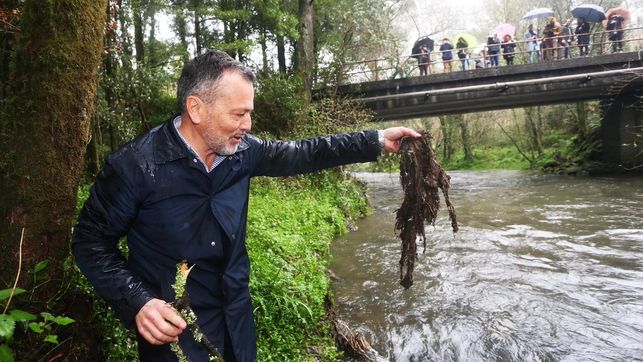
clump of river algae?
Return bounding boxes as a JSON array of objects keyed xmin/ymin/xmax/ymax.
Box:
[{"xmin": 395, "ymin": 131, "xmax": 458, "ymax": 289}]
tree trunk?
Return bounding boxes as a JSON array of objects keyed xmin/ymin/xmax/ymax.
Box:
[
  {"xmin": 331, "ymin": 30, "xmax": 353, "ymax": 96},
  {"xmin": 147, "ymin": 7, "xmax": 158, "ymax": 66},
  {"xmin": 260, "ymin": 28, "xmax": 269, "ymax": 73},
  {"xmin": 458, "ymin": 115, "xmax": 474, "ymax": 162},
  {"xmin": 439, "ymin": 116, "xmax": 456, "ymax": 162},
  {"xmin": 576, "ymin": 101, "xmax": 588, "ymax": 138},
  {"xmin": 87, "ymin": 0, "xmax": 119, "ymax": 177},
  {"xmin": 296, "ymin": 0, "xmax": 314, "ymax": 108},
  {"xmin": 525, "ymin": 106, "xmax": 544, "ymax": 155},
  {"xmin": 173, "ymin": 3, "xmax": 190, "ymax": 63},
  {"xmin": 133, "ymin": 0, "xmax": 145, "ymax": 65},
  {"xmin": 277, "ymin": 34, "xmax": 287, "ymax": 74},
  {"xmin": 86, "ymin": 120, "xmax": 101, "ymax": 178},
  {"xmin": 193, "ymin": 0, "xmax": 203, "ymax": 55},
  {"xmin": 119, "ymin": 0, "xmax": 133, "ymax": 69},
  {"xmin": 0, "ymin": 0, "xmax": 106, "ymax": 354},
  {"xmin": 0, "ymin": 1, "xmax": 20, "ymax": 102}
]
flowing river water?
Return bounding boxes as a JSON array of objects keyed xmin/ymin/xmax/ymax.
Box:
[{"xmin": 329, "ymin": 171, "xmax": 643, "ymax": 362}]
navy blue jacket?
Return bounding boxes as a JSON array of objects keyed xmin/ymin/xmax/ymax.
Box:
[
  {"xmin": 439, "ymin": 42, "xmax": 453, "ymax": 60},
  {"xmin": 71, "ymin": 116, "xmax": 382, "ymax": 361}
]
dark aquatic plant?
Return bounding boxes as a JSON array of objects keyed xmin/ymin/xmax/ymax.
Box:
[{"xmin": 395, "ymin": 132, "xmax": 458, "ymax": 289}]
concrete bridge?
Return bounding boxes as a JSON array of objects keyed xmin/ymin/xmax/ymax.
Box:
[{"xmin": 329, "ymin": 51, "xmax": 643, "ymax": 170}]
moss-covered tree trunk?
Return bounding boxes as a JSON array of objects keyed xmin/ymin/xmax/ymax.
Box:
[{"xmin": 0, "ymin": 0, "xmax": 105, "ymax": 305}]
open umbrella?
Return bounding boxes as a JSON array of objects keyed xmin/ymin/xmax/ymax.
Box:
[
  {"xmin": 454, "ymin": 33, "xmax": 478, "ymax": 50},
  {"xmin": 572, "ymin": 4, "xmax": 606, "ymax": 23},
  {"xmin": 522, "ymin": 8, "xmax": 555, "ymax": 20},
  {"xmin": 603, "ymin": 7, "xmax": 630, "ymax": 27},
  {"xmin": 411, "ymin": 36, "xmax": 435, "ymax": 59},
  {"xmin": 493, "ymin": 23, "xmax": 516, "ymax": 41}
]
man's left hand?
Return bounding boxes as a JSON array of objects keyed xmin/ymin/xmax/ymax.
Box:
[{"xmin": 382, "ymin": 127, "xmax": 422, "ymax": 153}]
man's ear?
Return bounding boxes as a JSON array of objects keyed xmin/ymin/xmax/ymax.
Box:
[{"xmin": 186, "ymin": 95, "xmax": 202, "ymax": 125}]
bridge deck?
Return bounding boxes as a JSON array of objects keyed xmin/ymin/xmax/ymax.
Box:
[{"xmin": 332, "ymin": 51, "xmax": 643, "ymax": 120}]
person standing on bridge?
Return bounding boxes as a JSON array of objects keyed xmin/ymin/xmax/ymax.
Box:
[
  {"xmin": 501, "ymin": 34, "xmax": 517, "ymax": 66},
  {"xmin": 606, "ymin": 14, "xmax": 624, "ymax": 53},
  {"xmin": 440, "ymin": 38, "xmax": 454, "ymax": 72},
  {"xmin": 71, "ymin": 49, "xmax": 421, "ymax": 362},
  {"xmin": 418, "ymin": 43, "xmax": 430, "ymax": 76},
  {"xmin": 542, "ymin": 17, "xmax": 561, "ymax": 61},
  {"xmin": 486, "ymin": 33, "xmax": 501, "ymax": 67},
  {"xmin": 575, "ymin": 17, "xmax": 591, "ymax": 56},
  {"xmin": 524, "ymin": 24, "xmax": 541, "ymax": 63},
  {"xmin": 558, "ymin": 18, "xmax": 574, "ymax": 59},
  {"xmin": 456, "ymin": 37, "xmax": 469, "ymax": 71}
]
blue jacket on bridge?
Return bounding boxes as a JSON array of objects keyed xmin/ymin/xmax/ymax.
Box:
[{"xmin": 440, "ymin": 41, "xmax": 454, "ymax": 60}]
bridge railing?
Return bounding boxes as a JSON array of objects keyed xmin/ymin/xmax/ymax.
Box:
[{"xmin": 342, "ymin": 25, "xmax": 643, "ymax": 83}]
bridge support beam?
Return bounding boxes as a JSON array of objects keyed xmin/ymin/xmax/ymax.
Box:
[{"xmin": 600, "ymin": 93, "xmax": 643, "ymax": 171}]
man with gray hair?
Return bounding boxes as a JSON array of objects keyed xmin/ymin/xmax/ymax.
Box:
[{"xmin": 72, "ymin": 50, "xmax": 420, "ymax": 361}]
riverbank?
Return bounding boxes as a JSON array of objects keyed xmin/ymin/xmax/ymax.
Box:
[
  {"xmin": 352, "ymin": 141, "xmax": 637, "ymax": 175},
  {"xmin": 246, "ymin": 171, "xmax": 370, "ymax": 360}
]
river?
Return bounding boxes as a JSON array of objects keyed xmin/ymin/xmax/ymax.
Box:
[{"xmin": 329, "ymin": 170, "xmax": 643, "ymax": 362}]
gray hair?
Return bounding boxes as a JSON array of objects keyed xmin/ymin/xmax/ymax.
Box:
[{"xmin": 177, "ymin": 50, "xmax": 255, "ymax": 114}]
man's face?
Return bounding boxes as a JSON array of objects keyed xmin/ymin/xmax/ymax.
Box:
[{"xmin": 198, "ymin": 71, "xmax": 254, "ymax": 156}]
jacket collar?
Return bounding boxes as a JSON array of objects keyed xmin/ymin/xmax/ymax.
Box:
[
  {"xmin": 153, "ymin": 114, "xmax": 250, "ymax": 165},
  {"xmin": 153, "ymin": 115, "xmax": 190, "ymax": 164}
]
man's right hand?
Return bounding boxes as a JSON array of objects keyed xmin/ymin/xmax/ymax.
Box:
[{"xmin": 135, "ymin": 298, "xmax": 187, "ymax": 345}]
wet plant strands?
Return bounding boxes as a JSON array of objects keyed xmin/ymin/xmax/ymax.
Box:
[{"xmin": 395, "ymin": 132, "xmax": 458, "ymax": 289}]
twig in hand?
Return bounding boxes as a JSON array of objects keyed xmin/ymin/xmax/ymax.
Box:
[{"xmin": 170, "ymin": 261, "xmax": 224, "ymax": 362}]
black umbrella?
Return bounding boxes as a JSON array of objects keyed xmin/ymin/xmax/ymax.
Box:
[
  {"xmin": 572, "ymin": 4, "xmax": 606, "ymax": 23},
  {"xmin": 412, "ymin": 36, "xmax": 435, "ymax": 59}
]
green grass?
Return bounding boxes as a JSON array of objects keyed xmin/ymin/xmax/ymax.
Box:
[
  {"xmin": 442, "ymin": 147, "xmax": 531, "ymax": 170},
  {"xmin": 247, "ymin": 171, "xmax": 369, "ymax": 361}
]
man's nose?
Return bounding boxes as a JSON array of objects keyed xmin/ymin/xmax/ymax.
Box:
[{"xmin": 240, "ymin": 114, "xmax": 252, "ymax": 132}]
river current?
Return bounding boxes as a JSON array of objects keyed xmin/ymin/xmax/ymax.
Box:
[{"xmin": 329, "ymin": 170, "xmax": 643, "ymax": 362}]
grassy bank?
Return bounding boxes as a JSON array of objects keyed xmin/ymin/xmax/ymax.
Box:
[
  {"xmin": 441, "ymin": 147, "xmax": 531, "ymax": 170},
  {"xmin": 247, "ymin": 170, "xmax": 370, "ymax": 360},
  {"xmin": 74, "ymin": 169, "xmax": 370, "ymax": 361}
]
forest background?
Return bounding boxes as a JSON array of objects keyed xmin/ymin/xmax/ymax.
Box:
[{"xmin": 0, "ymin": 0, "xmax": 639, "ymax": 361}]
